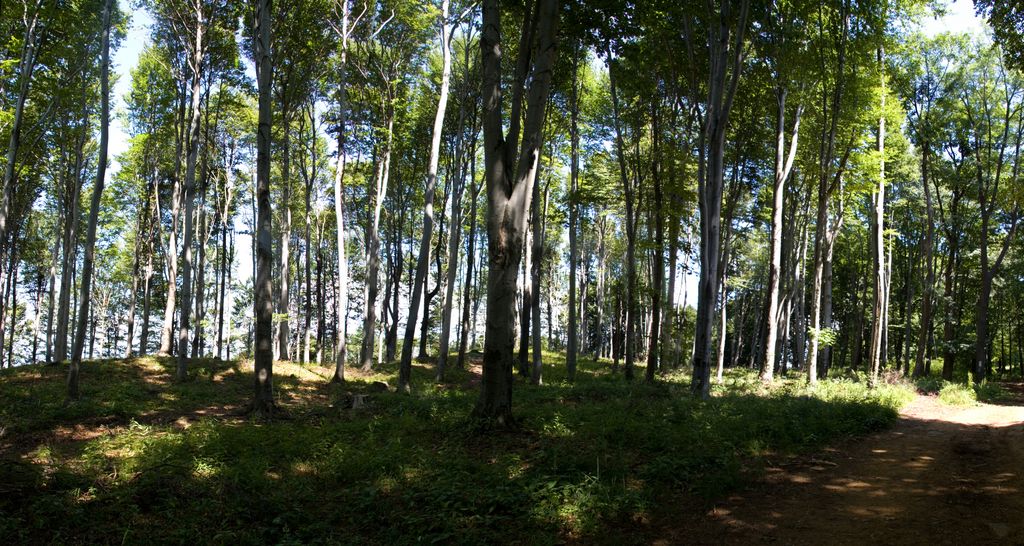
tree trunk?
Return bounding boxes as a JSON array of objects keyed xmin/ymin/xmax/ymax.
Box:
[
  {"xmin": 566, "ymin": 43, "xmax": 581, "ymax": 381},
  {"xmin": 607, "ymin": 48, "xmax": 637, "ymax": 381},
  {"xmin": 436, "ymin": 49, "xmax": 473, "ymax": 381},
  {"xmin": 330, "ymin": 0, "xmax": 351, "ymax": 382},
  {"xmin": 867, "ymin": 51, "xmax": 886, "ymax": 388},
  {"xmin": 457, "ymin": 154, "xmax": 479, "ymax": 370},
  {"xmin": 646, "ymin": 102, "xmax": 665, "ymax": 382},
  {"xmin": 252, "ymin": 0, "xmax": 275, "ymax": 414},
  {"xmin": 474, "ymin": 0, "xmax": 558, "ymax": 425},
  {"xmin": 761, "ymin": 87, "xmax": 802, "ymax": 381},
  {"xmin": 177, "ymin": 10, "xmax": 205, "ymax": 380},
  {"xmin": 399, "ymin": 0, "xmax": 452, "ymax": 391},
  {"xmin": 277, "ymin": 107, "xmax": 292, "ymax": 362},
  {"xmin": 359, "ymin": 114, "xmax": 393, "ymax": 371},
  {"xmin": 530, "ymin": 172, "xmax": 547, "ymax": 385},
  {"xmin": 689, "ymin": 0, "xmax": 749, "ymax": 398},
  {"xmin": 0, "ymin": 8, "xmax": 40, "ymax": 286},
  {"xmin": 44, "ymin": 232, "xmax": 58, "ymax": 364},
  {"xmin": 55, "ymin": 119, "xmax": 88, "ymax": 363},
  {"xmin": 68, "ymin": 0, "xmax": 111, "ymax": 399}
]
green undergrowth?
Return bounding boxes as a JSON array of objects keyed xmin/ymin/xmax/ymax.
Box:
[
  {"xmin": 915, "ymin": 373, "xmax": 1007, "ymax": 406},
  {"xmin": 0, "ymin": 354, "xmax": 912, "ymax": 544}
]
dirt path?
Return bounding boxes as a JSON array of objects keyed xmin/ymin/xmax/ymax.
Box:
[{"xmin": 659, "ymin": 384, "xmax": 1024, "ymax": 545}]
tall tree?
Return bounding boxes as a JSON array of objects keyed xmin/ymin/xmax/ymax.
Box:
[
  {"xmin": 68, "ymin": 0, "xmax": 113, "ymax": 399},
  {"xmin": 252, "ymin": 0, "xmax": 275, "ymax": 414},
  {"xmin": 474, "ymin": 0, "xmax": 559, "ymax": 425}
]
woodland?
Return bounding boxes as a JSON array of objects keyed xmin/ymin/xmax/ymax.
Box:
[{"xmin": 1, "ymin": 0, "xmax": 1024, "ymax": 543}]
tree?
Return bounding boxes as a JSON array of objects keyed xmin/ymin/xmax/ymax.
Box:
[
  {"xmin": 68, "ymin": 0, "xmax": 114, "ymax": 399},
  {"xmin": 688, "ymin": 0, "xmax": 751, "ymax": 398},
  {"xmin": 252, "ymin": 0, "xmax": 275, "ymax": 414},
  {"xmin": 474, "ymin": 0, "xmax": 560, "ymax": 425},
  {"xmin": 399, "ymin": 0, "xmax": 454, "ymax": 393}
]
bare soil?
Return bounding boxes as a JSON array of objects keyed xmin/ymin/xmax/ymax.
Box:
[{"xmin": 656, "ymin": 384, "xmax": 1024, "ymax": 545}]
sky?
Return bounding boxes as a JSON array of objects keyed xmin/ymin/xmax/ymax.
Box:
[{"xmin": 102, "ymin": 0, "xmax": 988, "ymax": 319}]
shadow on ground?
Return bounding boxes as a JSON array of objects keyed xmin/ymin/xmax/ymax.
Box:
[{"xmin": 0, "ymin": 356, "xmax": 948, "ymax": 544}]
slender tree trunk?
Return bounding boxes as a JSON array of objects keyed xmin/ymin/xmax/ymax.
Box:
[
  {"xmin": 518, "ymin": 219, "xmax": 533, "ymax": 376},
  {"xmin": 177, "ymin": 10, "xmax": 205, "ymax": 380},
  {"xmin": 566, "ymin": 43, "xmax": 581, "ymax": 381},
  {"xmin": 761, "ymin": 88, "xmax": 802, "ymax": 381},
  {"xmin": 277, "ymin": 108, "xmax": 292, "ymax": 362},
  {"xmin": 252, "ymin": 0, "xmax": 275, "ymax": 414},
  {"xmin": 68, "ymin": 0, "xmax": 111, "ymax": 398},
  {"xmin": 867, "ymin": 52, "xmax": 886, "ymax": 388},
  {"xmin": 530, "ymin": 173, "xmax": 547, "ymax": 385},
  {"xmin": 159, "ymin": 84, "xmax": 190, "ymax": 357},
  {"xmin": 689, "ymin": 0, "xmax": 750, "ymax": 398},
  {"xmin": 646, "ymin": 102, "xmax": 665, "ymax": 382},
  {"xmin": 399, "ymin": 0, "xmax": 452, "ymax": 392},
  {"xmin": 44, "ymin": 228, "xmax": 58, "ymax": 364},
  {"xmin": 359, "ymin": 115, "xmax": 393, "ymax": 371},
  {"xmin": 436, "ymin": 73, "xmax": 472, "ymax": 382},
  {"xmin": 56, "ymin": 123, "xmax": 88, "ymax": 363},
  {"xmin": 607, "ymin": 50, "xmax": 637, "ymax": 381},
  {"xmin": 331, "ymin": 0, "xmax": 350, "ymax": 383},
  {"xmin": 0, "ymin": 8, "xmax": 40, "ymax": 282},
  {"xmin": 457, "ymin": 155, "xmax": 479, "ymax": 370}
]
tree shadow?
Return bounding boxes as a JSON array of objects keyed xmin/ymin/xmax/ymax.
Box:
[{"xmin": 0, "ymin": 356, "xmax": 946, "ymax": 544}]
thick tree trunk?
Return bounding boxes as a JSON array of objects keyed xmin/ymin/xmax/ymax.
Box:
[
  {"xmin": 689, "ymin": 0, "xmax": 749, "ymax": 399},
  {"xmin": 474, "ymin": 0, "xmax": 558, "ymax": 425}
]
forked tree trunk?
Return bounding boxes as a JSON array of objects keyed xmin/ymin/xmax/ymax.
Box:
[{"xmin": 474, "ymin": 0, "xmax": 558, "ymax": 425}]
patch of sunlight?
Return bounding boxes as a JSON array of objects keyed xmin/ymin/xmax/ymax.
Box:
[
  {"xmin": 291, "ymin": 461, "xmax": 318, "ymax": 476},
  {"xmin": 31, "ymin": 443, "xmax": 54, "ymax": 464},
  {"xmin": 376, "ymin": 475, "xmax": 397, "ymax": 494},
  {"xmin": 192, "ymin": 457, "xmax": 221, "ymax": 479},
  {"xmin": 541, "ymin": 413, "xmax": 574, "ymax": 438},
  {"xmin": 505, "ymin": 455, "xmax": 531, "ymax": 479}
]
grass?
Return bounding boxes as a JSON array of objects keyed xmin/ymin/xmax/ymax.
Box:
[
  {"xmin": 0, "ymin": 352, "xmax": 914, "ymax": 544},
  {"xmin": 914, "ymin": 371, "xmax": 1009, "ymax": 406}
]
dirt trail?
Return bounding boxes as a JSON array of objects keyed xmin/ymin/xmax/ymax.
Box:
[{"xmin": 660, "ymin": 384, "xmax": 1024, "ymax": 545}]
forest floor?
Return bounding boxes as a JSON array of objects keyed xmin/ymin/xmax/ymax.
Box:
[
  {"xmin": 661, "ymin": 382, "xmax": 1024, "ymax": 545},
  {"xmin": 0, "ymin": 354, "xmax": 1018, "ymax": 544}
]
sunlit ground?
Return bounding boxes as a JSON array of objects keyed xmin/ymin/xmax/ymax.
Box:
[{"xmin": 0, "ymin": 352, "xmax": 921, "ymax": 543}]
